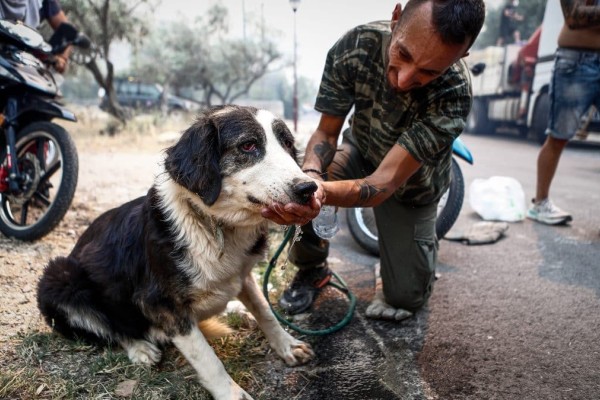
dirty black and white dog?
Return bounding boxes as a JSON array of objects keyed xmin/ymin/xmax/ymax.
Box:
[{"xmin": 37, "ymin": 105, "xmax": 318, "ymax": 400}]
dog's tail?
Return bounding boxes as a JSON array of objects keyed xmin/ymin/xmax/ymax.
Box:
[
  {"xmin": 198, "ymin": 317, "xmax": 233, "ymax": 340},
  {"xmin": 37, "ymin": 256, "xmax": 110, "ymax": 344}
]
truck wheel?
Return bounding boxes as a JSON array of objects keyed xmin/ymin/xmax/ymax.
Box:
[
  {"xmin": 466, "ymin": 99, "xmax": 493, "ymax": 134},
  {"xmin": 531, "ymin": 92, "xmax": 550, "ymax": 145}
]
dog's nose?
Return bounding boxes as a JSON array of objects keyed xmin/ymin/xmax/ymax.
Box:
[{"xmin": 293, "ymin": 181, "xmax": 318, "ymax": 204}]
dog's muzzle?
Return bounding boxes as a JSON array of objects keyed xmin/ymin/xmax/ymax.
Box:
[{"xmin": 293, "ymin": 181, "xmax": 318, "ymax": 204}]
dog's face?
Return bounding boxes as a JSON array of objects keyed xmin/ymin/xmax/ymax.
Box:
[{"xmin": 164, "ymin": 105, "xmax": 317, "ymax": 222}]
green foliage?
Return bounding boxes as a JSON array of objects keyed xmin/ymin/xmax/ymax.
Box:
[
  {"xmin": 133, "ymin": 5, "xmax": 283, "ymax": 107},
  {"xmin": 60, "ymin": 0, "xmax": 157, "ymax": 58},
  {"xmin": 474, "ymin": 0, "xmax": 548, "ymax": 49},
  {"xmin": 59, "ymin": 0, "xmax": 158, "ymax": 122}
]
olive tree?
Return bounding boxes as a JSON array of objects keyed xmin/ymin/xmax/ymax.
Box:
[
  {"xmin": 60, "ymin": 0, "xmax": 157, "ymax": 122},
  {"xmin": 134, "ymin": 4, "xmax": 283, "ymax": 107}
]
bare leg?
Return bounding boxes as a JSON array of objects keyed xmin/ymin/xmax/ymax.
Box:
[{"xmin": 535, "ymin": 136, "xmax": 568, "ymax": 202}]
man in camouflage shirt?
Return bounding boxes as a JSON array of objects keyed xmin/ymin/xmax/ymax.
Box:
[{"xmin": 262, "ymin": 0, "xmax": 485, "ymax": 320}]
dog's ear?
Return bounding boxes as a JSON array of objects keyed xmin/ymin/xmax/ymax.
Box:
[{"xmin": 164, "ymin": 118, "xmax": 221, "ymax": 205}]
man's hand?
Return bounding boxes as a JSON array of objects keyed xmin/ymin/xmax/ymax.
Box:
[
  {"xmin": 261, "ymin": 181, "xmax": 325, "ymax": 226},
  {"xmin": 54, "ymin": 55, "xmax": 68, "ymax": 73}
]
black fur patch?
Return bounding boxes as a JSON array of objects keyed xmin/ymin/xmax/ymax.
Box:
[
  {"xmin": 248, "ymin": 233, "xmax": 268, "ymax": 256},
  {"xmin": 37, "ymin": 190, "xmax": 199, "ymax": 343}
]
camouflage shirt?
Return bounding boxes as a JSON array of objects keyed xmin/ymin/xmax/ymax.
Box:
[{"xmin": 315, "ymin": 20, "xmax": 472, "ymax": 206}]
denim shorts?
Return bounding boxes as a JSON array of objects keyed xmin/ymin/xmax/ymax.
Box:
[{"xmin": 546, "ymin": 48, "xmax": 600, "ymax": 140}]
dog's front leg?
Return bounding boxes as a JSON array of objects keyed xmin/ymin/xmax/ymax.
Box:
[
  {"xmin": 238, "ymin": 273, "xmax": 314, "ymax": 366},
  {"xmin": 172, "ymin": 324, "xmax": 252, "ymax": 400}
]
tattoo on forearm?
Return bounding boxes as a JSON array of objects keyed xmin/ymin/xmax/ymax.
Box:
[
  {"xmin": 354, "ymin": 180, "xmax": 386, "ymax": 206},
  {"xmin": 313, "ymin": 141, "xmax": 336, "ymax": 167},
  {"xmin": 562, "ymin": 0, "xmax": 600, "ymax": 29}
]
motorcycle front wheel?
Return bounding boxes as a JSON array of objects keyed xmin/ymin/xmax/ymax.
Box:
[
  {"xmin": 346, "ymin": 158, "xmax": 465, "ymax": 257},
  {"xmin": 0, "ymin": 122, "xmax": 78, "ymax": 241}
]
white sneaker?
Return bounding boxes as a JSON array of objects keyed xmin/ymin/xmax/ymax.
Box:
[{"xmin": 527, "ymin": 198, "xmax": 572, "ymax": 225}]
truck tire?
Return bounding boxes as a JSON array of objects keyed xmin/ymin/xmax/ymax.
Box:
[
  {"xmin": 531, "ymin": 92, "xmax": 550, "ymax": 145},
  {"xmin": 466, "ymin": 98, "xmax": 493, "ymax": 134}
]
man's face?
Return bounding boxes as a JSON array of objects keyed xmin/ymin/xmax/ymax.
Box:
[{"xmin": 387, "ymin": 3, "xmax": 469, "ymax": 92}]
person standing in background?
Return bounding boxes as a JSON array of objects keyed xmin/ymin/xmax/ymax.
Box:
[
  {"xmin": 497, "ymin": 0, "xmax": 524, "ymax": 45},
  {"xmin": 527, "ymin": 0, "xmax": 600, "ymax": 225}
]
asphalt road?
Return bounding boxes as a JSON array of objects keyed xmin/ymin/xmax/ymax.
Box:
[{"xmin": 268, "ymin": 131, "xmax": 600, "ymax": 400}]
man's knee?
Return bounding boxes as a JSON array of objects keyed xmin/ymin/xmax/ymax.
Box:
[{"xmin": 382, "ymin": 275, "xmax": 434, "ymax": 313}]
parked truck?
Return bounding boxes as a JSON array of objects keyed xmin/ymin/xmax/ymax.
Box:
[{"xmin": 465, "ymin": 1, "xmax": 599, "ymax": 143}]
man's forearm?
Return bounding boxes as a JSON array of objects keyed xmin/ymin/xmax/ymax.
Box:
[
  {"xmin": 561, "ymin": 0, "xmax": 600, "ymax": 29},
  {"xmin": 323, "ymin": 178, "xmax": 389, "ymax": 208},
  {"xmin": 302, "ymin": 131, "xmax": 337, "ymax": 172}
]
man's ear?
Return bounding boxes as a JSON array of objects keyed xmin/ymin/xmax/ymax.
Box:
[{"xmin": 390, "ymin": 3, "xmax": 403, "ymax": 31}]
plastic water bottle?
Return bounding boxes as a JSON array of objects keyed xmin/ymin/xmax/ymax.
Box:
[{"xmin": 312, "ymin": 205, "xmax": 339, "ymax": 239}]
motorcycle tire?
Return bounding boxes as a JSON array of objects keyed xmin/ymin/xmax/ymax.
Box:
[
  {"xmin": 0, "ymin": 122, "xmax": 78, "ymax": 241},
  {"xmin": 346, "ymin": 158, "xmax": 464, "ymax": 257}
]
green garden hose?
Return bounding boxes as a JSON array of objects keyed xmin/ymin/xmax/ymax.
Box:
[{"xmin": 262, "ymin": 227, "xmax": 356, "ymax": 336}]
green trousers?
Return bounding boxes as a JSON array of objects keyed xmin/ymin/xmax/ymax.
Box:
[{"xmin": 289, "ymin": 136, "xmax": 438, "ymax": 312}]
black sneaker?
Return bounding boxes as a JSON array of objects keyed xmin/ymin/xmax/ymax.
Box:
[{"xmin": 278, "ymin": 265, "xmax": 332, "ymax": 315}]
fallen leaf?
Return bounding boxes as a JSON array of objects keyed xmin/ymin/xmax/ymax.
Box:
[{"xmin": 115, "ymin": 379, "xmax": 138, "ymax": 397}]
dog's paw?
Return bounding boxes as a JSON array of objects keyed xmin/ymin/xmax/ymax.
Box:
[
  {"xmin": 213, "ymin": 382, "xmax": 253, "ymax": 400},
  {"xmin": 234, "ymin": 385, "xmax": 253, "ymax": 400},
  {"xmin": 271, "ymin": 334, "xmax": 314, "ymax": 366},
  {"xmin": 124, "ymin": 340, "xmax": 162, "ymax": 365}
]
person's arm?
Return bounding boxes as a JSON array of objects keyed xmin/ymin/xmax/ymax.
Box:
[
  {"xmin": 561, "ymin": 0, "xmax": 600, "ymax": 29},
  {"xmin": 301, "ymin": 114, "xmax": 343, "ymax": 177},
  {"xmin": 44, "ymin": 0, "xmax": 71, "ymax": 73},
  {"xmin": 301, "ymin": 113, "xmax": 421, "ymax": 208},
  {"xmin": 262, "ymin": 137, "xmax": 421, "ymax": 226},
  {"xmin": 321, "ymin": 144, "xmax": 421, "ymax": 208}
]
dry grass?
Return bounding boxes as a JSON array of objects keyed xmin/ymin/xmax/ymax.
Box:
[{"xmin": 0, "ymin": 320, "xmax": 269, "ymax": 400}]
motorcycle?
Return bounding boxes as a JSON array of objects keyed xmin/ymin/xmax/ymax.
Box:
[
  {"xmin": 346, "ymin": 137, "xmax": 473, "ymax": 256},
  {"xmin": 0, "ymin": 20, "xmax": 90, "ymax": 241}
]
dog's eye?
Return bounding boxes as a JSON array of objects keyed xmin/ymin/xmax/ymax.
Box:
[
  {"xmin": 283, "ymin": 139, "xmax": 294, "ymax": 149},
  {"xmin": 240, "ymin": 141, "xmax": 257, "ymax": 153}
]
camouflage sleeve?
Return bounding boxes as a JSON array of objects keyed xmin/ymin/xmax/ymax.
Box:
[
  {"xmin": 314, "ymin": 29, "xmax": 361, "ymax": 117},
  {"xmin": 397, "ymin": 61, "xmax": 472, "ymax": 165}
]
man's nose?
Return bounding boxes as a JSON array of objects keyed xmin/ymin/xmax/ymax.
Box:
[{"xmin": 396, "ymin": 67, "xmax": 418, "ymax": 90}]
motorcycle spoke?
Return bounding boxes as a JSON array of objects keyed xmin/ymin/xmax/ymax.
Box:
[
  {"xmin": 19, "ymin": 202, "xmax": 29, "ymax": 225},
  {"xmin": 35, "ymin": 138, "xmax": 47, "ymax": 170},
  {"xmin": 33, "ymin": 191, "xmax": 51, "ymax": 207},
  {"xmin": 38, "ymin": 160, "xmax": 61, "ymax": 185}
]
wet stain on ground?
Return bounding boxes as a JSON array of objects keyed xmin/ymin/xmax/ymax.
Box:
[{"xmin": 535, "ymin": 225, "xmax": 600, "ymax": 298}]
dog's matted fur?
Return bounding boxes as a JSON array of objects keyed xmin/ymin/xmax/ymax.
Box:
[{"xmin": 37, "ymin": 105, "xmax": 318, "ymax": 399}]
